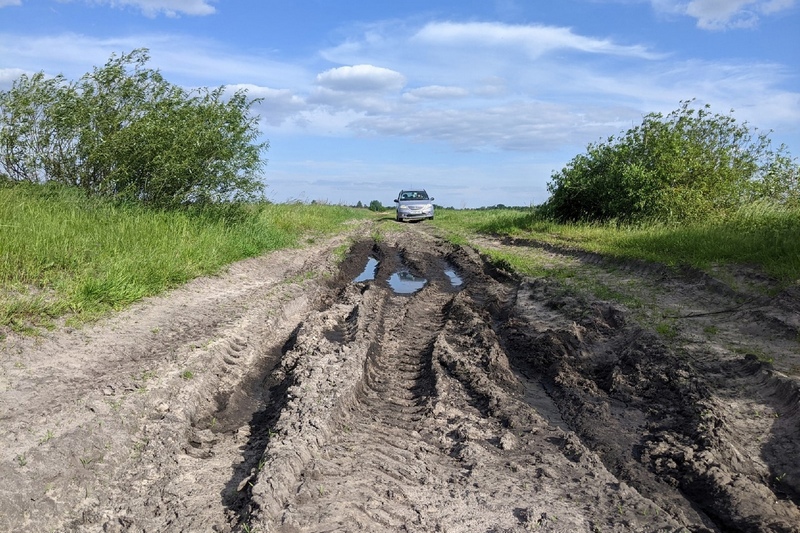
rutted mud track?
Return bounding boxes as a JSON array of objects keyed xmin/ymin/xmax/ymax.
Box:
[{"xmin": 1, "ymin": 221, "xmax": 799, "ymax": 532}]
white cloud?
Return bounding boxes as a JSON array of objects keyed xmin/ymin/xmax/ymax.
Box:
[
  {"xmin": 413, "ymin": 21, "xmax": 662, "ymax": 59},
  {"xmin": 0, "ymin": 32, "xmax": 309, "ymax": 88},
  {"xmin": 0, "ymin": 67, "xmax": 28, "ymax": 87},
  {"xmin": 349, "ymin": 101, "xmax": 636, "ymax": 152},
  {"xmin": 1, "ymin": 18, "xmax": 796, "ymax": 169},
  {"xmin": 650, "ymin": 0, "xmax": 797, "ymax": 29},
  {"xmin": 315, "ymin": 64, "xmax": 406, "ymax": 92},
  {"xmin": 226, "ymin": 84, "xmax": 308, "ymax": 127},
  {"xmin": 402, "ymin": 85, "xmax": 469, "ymax": 101},
  {"xmin": 0, "ymin": 0, "xmax": 21, "ymax": 7},
  {"xmin": 85, "ymin": 0, "xmax": 216, "ymax": 17}
]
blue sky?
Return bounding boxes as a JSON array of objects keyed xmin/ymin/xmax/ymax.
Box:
[{"xmin": 1, "ymin": 0, "xmax": 798, "ymax": 208}]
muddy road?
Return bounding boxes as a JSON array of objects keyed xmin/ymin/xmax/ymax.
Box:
[{"xmin": 1, "ymin": 220, "xmax": 799, "ymax": 532}]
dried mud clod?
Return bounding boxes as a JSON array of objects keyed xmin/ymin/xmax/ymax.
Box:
[{"xmin": 2, "ymin": 222, "xmax": 799, "ymax": 533}]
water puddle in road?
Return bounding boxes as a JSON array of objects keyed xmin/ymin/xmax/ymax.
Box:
[
  {"xmin": 389, "ymin": 270, "xmax": 428, "ymax": 294},
  {"xmin": 444, "ymin": 267, "xmax": 463, "ymax": 288},
  {"xmin": 353, "ymin": 257, "xmax": 379, "ymax": 282}
]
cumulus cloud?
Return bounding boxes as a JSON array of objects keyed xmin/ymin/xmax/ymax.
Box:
[
  {"xmin": 650, "ymin": 0, "xmax": 796, "ymax": 29},
  {"xmin": 315, "ymin": 64, "xmax": 406, "ymax": 92},
  {"xmin": 0, "ymin": 68, "xmax": 28, "ymax": 88},
  {"xmin": 226, "ymin": 84, "xmax": 308, "ymax": 126},
  {"xmin": 310, "ymin": 17, "xmax": 798, "ymax": 153}
]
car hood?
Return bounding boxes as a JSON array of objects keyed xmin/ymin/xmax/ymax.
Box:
[{"xmin": 397, "ymin": 199, "xmax": 432, "ymax": 206}]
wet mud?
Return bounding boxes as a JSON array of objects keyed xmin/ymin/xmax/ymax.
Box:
[{"xmin": 1, "ymin": 222, "xmax": 798, "ymax": 532}]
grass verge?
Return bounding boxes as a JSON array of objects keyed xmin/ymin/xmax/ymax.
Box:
[
  {"xmin": 0, "ymin": 183, "xmax": 369, "ymax": 335},
  {"xmin": 432, "ymin": 204, "xmax": 800, "ymax": 285}
]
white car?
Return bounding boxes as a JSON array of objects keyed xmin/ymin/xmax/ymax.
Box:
[{"xmin": 394, "ymin": 190, "xmax": 435, "ymax": 222}]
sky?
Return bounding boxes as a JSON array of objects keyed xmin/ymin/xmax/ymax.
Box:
[{"xmin": 1, "ymin": 1, "xmax": 798, "ymax": 208}]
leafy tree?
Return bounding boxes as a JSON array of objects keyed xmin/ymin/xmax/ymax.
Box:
[
  {"xmin": 545, "ymin": 100, "xmax": 798, "ymax": 223},
  {"xmin": 0, "ymin": 71, "xmax": 68, "ymax": 184},
  {"xmin": 0, "ymin": 49, "xmax": 267, "ymax": 207},
  {"xmin": 368, "ymin": 200, "xmax": 384, "ymax": 211}
]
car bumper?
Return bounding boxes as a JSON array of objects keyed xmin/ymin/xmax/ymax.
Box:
[{"xmin": 398, "ymin": 211, "xmax": 433, "ymax": 220}]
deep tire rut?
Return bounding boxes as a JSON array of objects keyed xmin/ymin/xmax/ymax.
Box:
[{"xmin": 3, "ymin": 221, "xmax": 799, "ymax": 533}]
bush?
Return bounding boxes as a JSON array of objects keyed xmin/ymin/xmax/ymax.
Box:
[
  {"xmin": 545, "ymin": 100, "xmax": 798, "ymax": 223},
  {"xmin": 0, "ymin": 49, "xmax": 267, "ymax": 208}
]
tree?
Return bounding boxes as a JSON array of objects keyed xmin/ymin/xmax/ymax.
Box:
[
  {"xmin": 545, "ymin": 100, "xmax": 798, "ymax": 223},
  {"xmin": 368, "ymin": 200, "xmax": 384, "ymax": 212},
  {"xmin": 0, "ymin": 49, "xmax": 267, "ymax": 207}
]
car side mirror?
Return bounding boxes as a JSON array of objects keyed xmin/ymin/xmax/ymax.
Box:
[
  {"xmin": 430, "ymin": 198, "xmax": 435, "ymax": 201},
  {"xmin": 393, "ymin": 199, "xmax": 398, "ymax": 203}
]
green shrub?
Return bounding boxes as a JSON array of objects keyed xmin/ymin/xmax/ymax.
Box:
[
  {"xmin": 545, "ymin": 100, "xmax": 798, "ymax": 224},
  {"xmin": 0, "ymin": 49, "xmax": 266, "ymax": 208}
]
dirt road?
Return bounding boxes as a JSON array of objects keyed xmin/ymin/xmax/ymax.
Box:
[{"xmin": 1, "ymin": 220, "xmax": 799, "ymax": 532}]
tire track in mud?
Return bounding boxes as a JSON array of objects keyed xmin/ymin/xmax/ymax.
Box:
[
  {"xmin": 475, "ymin": 235, "xmax": 800, "ymax": 532},
  {"xmin": 4, "ymin": 222, "xmax": 799, "ymax": 532},
  {"xmin": 241, "ymin": 228, "xmax": 800, "ymax": 533},
  {"xmin": 243, "ymin": 232, "xmax": 686, "ymax": 532}
]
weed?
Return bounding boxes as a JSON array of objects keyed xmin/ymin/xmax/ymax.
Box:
[
  {"xmin": 132, "ymin": 439, "xmax": 149, "ymax": 457},
  {"xmin": 181, "ymin": 369, "xmax": 195, "ymax": 380},
  {"xmin": 776, "ymin": 472, "xmax": 787, "ymax": 483},
  {"xmin": 655, "ymin": 321, "xmax": 678, "ymax": 340},
  {"xmin": 703, "ymin": 325, "xmax": 719, "ymax": 336},
  {"xmin": 39, "ymin": 429, "xmax": 55, "ymax": 444},
  {"xmin": 16, "ymin": 454, "xmax": 27, "ymax": 467},
  {"xmin": 139, "ymin": 370, "xmax": 157, "ymax": 382},
  {"xmin": 332, "ymin": 243, "xmax": 350, "ymax": 264},
  {"xmin": 286, "ymin": 270, "xmax": 316, "ymax": 284}
]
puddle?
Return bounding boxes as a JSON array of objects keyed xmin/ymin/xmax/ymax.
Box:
[
  {"xmin": 444, "ymin": 268, "xmax": 463, "ymax": 288},
  {"xmin": 353, "ymin": 257, "xmax": 379, "ymax": 282},
  {"xmin": 389, "ymin": 270, "xmax": 427, "ymax": 294}
]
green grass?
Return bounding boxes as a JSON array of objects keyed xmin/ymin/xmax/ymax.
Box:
[
  {"xmin": 0, "ymin": 183, "xmax": 369, "ymax": 334},
  {"xmin": 432, "ymin": 203, "xmax": 800, "ymax": 284}
]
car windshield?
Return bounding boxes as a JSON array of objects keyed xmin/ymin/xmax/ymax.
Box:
[{"xmin": 400, "ymin": 191, "xmax": 428, "ymax": 201}]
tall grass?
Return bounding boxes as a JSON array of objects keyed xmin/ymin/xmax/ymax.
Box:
[
  {"xmin": 433, "ymin": 204, "xmax": 800, "ymax": 284},
  {"xmin": 0, "ymin": 184, "xmax": 369, "ymax": 333}
]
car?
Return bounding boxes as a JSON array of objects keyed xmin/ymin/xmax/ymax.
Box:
[{"xmin": 394, "ymin": 189, "xmax": 435, "ymax": 222}]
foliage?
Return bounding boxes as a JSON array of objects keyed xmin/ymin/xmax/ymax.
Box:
[
  {"xmin": 0, "ymin": 183, "xmax": 369, "ymax": 334},
  {"xmin": 0, "ymin": 49, "xmax": 267, "ymax": 208},
  {"xmin": 545, "ymin": 101, "xmax": 799, "ymax": 223},
  {"xmin": 368, "ymin": 200, "xmax": 385, "ymax": 212},
  {"xmin": 431, "ymin": 204, "xmax": 800, "ymax": 284}
]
